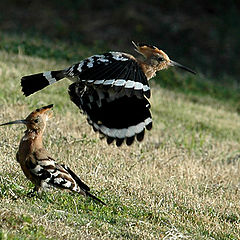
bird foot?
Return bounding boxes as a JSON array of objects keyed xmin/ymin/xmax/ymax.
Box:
[{"xmin": 27, "ymin": 187, "xmax": 38, "ymax": 198}]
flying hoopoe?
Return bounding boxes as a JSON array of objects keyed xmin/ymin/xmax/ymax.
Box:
[
  {"xmin": 0, "ymin": 104, "xmax": 105, "ymax": 205},
  {"xmin": 21, "ymin": 42, "xmax": 196, "ymax": 146}
]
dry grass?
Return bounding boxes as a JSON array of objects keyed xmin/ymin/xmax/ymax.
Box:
[{"xmin": 0, "ymin": 50, "xmax": 240, "ymax": 239}]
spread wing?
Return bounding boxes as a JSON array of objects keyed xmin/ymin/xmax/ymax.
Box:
[
  {"xmin": 67, "ymin": 52, "xmax": 152, "ymax": 146},
  {"xmin": 69, "ymin": 82, "xmax": 152, "ymax": 146},
  {"xmin": 66, "ymin": 52, "xmax": 151, "ymax": 99}
]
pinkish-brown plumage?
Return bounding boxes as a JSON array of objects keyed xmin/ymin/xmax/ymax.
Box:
[{"xmin": 0, "ymin": 105, "xmax": 105, "ymax": 205}]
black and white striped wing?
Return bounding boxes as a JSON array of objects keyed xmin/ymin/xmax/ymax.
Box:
[
  {"xmin": 67, "ymin": 52, "xmax": 153, "ymax": 146},
  {"xmin": 60, "ymin": 164, "xmax": 90, "ymax": 192},
  {"xmin": 66, "ymin": 52, "xmax": 151, "ymax": 99},
  {"xmin": 69, "ymin": 82, "xmax": 152, "ymax": 146},
  {"xmin": 26, "ymin": 153, "xmax": 105, "ymax": 204},
  {"xmin": 26, "ymin": 153, "xmax": 85, "ymax": 194}
]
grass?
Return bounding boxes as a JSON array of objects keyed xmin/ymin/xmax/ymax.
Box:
[{"xmin": 0, "ymin": 34, "xmax": 240, "ymax": 239}]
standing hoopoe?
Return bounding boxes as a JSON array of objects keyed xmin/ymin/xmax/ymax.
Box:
[
  {"xmin": 0, "ymin": 104, "xmax": 105, "ymax": 205},
  {"xmin": 21, "ymin": 42, "xmax": 195, "ymax": 146}
]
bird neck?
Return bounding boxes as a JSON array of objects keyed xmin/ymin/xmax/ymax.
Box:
[
  {"xmin": 21, "ymin": 129, "xmax": 44, "ymax": 149},
  {"xmin": 136, "ymin": 55, "xmax": 159, "ymax": 80},
  {"xmin": 17, "ymin": 129, "xmax": 44, "ymax": 164},
  {"xmin": 138, "ymin": 61, "xmax": 157, "ymax": 80}
]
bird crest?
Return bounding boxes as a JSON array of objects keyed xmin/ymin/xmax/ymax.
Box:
[
  {"xmin": 132, "ymin": 41, "xmax": 196, "ymax": 74},
  {"xmin": 132, "ymin": 41, "xmax": 170, "ymax": 60},
  {"xmin": 26, "ymin": 104, "xmax": 53, "ymax": 122}
]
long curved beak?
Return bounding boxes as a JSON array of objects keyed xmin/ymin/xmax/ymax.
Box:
[
  {"xmin": 170, "ymin": 60, "xmax": 196, "ymax": 74},
  {"xmin": 0, "ymin": 119, "xmax": 27, "ymax": 127}
]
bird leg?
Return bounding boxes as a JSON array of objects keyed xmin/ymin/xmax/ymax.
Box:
[{"xmin": 27, "ymin": 186, "xmax": 38, "ymax": 197}]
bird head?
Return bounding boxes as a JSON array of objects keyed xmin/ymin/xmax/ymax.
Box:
[
  {"xmin": 132, "ymin": 41, "xmax": 196, "ymax": 74},
  {"xmin": 0, "ymin": 104, "xmax": 53, "ymax": 132}
]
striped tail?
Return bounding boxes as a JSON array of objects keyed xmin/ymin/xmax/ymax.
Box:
[
  {"xmin": 62, "ymin": 164, "xmax": 106, "ymax": 205},
  {"xmin": 21, "ymin": 70, "xmax": 65, "ymax": 96},
  {"xmin": 86, "ymin": 191, "xmax": 106, "ymax": 205}
]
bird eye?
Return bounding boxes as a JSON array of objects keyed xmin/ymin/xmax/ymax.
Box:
[
  {"xmin": 33, "ymin": 117, "xmax": 40, "ymax": 123},
  {"xmin": 158, "ymin": 57, "xmax": 164, "ymax": 62}
]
